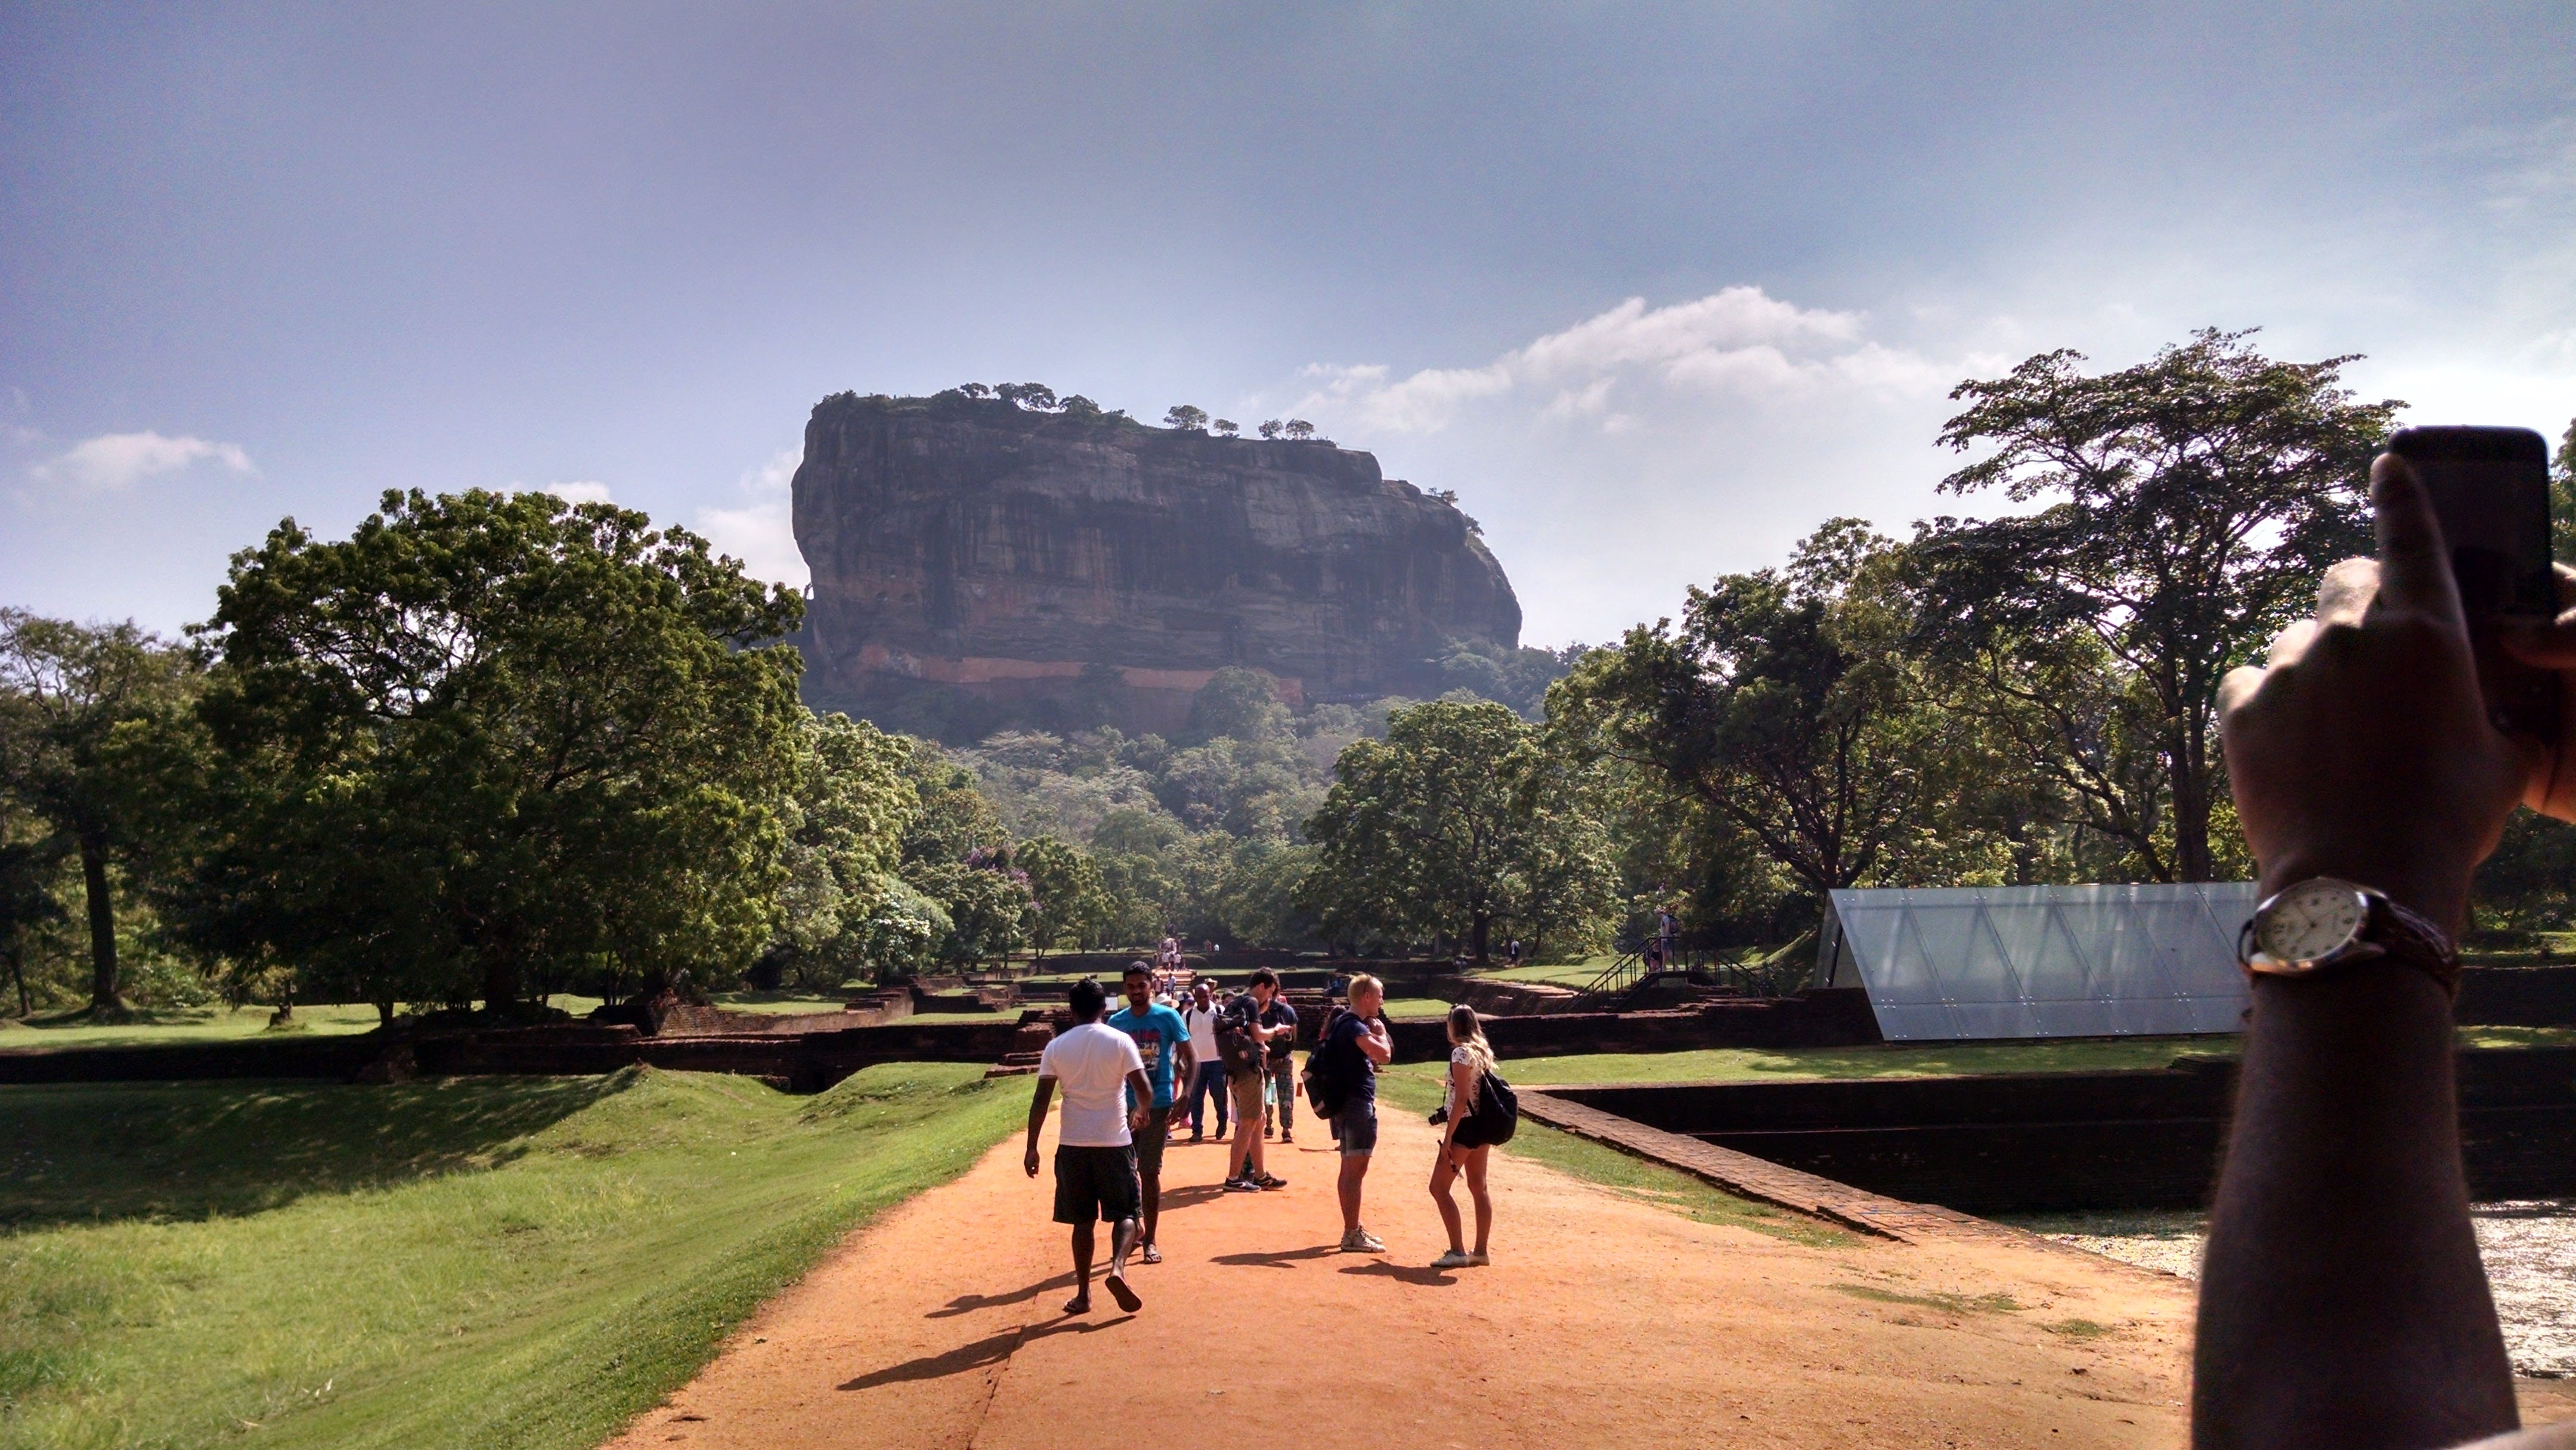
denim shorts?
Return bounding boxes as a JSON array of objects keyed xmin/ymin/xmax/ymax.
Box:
[{"xmin": 1337, "ymin": 1100, "xmax": 1378, "ymax": 1156}]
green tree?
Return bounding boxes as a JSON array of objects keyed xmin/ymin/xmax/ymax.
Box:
[
  {"xmin": 766, "ymin": 714, "xmax": 921, "ymax": 989},
  {"xmin": 1163, "ymin": 405, "xmax": 1209, "ymax": 432},
  {"xmin": 168, "ymin": 489, "xmax": 806, "ymax": 1015},
  {"xmin": 0, "ymin": 810, "xmax": 70, "ymax": 1018},
  {"xmin": 1911, "ymin": 329, "xmax": 2392, "ymax": 881},
  {"xmin": 1257, "ymin": 419, "xmax": 1283, "ymax": 439},
  {"xmin": 0, "ymin": 611, "xmax": 199, "ymax": 1017},
  {"xmin": 1301, "ymin": 698, "xmax": 1616, "ymax": 961},
  {"xmin": 1210, "ymin": 418, "xmax": 1240, "ymax": 438},
  {"xmin": 2550, "ymin": 417, "xmax": 2576, "ymax": 559},
  {"xmin": 1181, "ymin": 668, "xmax": 1289, "ymax": 745},
  {"xmin": 1549, "ymin": 520, "xmax": 1956, "ymax": 901},
  {"xmin": 1282, "ymin": 419, "xmax": 1315, "ymax": 441},
  {"xmin": 1015, "ymin": 835, "xmax": 1111, "ymax": 955}
]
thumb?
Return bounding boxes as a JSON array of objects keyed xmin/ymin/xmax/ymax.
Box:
[{"xmin": 2370, "ymin": 453, "xmax": 2467, "ymax": 629}]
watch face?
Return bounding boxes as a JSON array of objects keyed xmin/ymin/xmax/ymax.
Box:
[{"xmin": 2257, "ymin": 880, "xmax": 2368, "ymax": 963}]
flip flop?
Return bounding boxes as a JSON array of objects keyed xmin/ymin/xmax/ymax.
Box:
[
  {"xmin": 1103, "ymin": 1274, "xmax": 1143, "ymax": 1313},
  {"xmin": 1063, "ymin": 1294, "xmax": 1090, "ymax": 1315}
]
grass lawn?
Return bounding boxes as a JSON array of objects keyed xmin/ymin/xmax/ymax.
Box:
[
  {"xmin": 0, "ymin": 1063, "xmax": 1020, "ymax": 1450},
  {"xmin": 1377, "ymin": 997, "xmax": 1454, "ymax": 1021},
  {"xmin": 1417, "ymin": 1035, "xmax": 2247, "ymax": 1088},
  {"xmin": 0, "ymin": 1003, "xmax": 391, "ymax": 1052}
]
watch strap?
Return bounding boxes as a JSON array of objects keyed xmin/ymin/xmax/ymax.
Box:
[{"xmin": 2364, "ymin": 892, "xmax": 2463, "ymax": 1000}]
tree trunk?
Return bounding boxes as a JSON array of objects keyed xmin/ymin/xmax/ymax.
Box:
[
  {"xmin": 481, "ymin": 954, "xmax": 519, "ymax": 1017},
  {"xmin": 1470, "ymin": 912, "xmax": 1491, "ymax": 965},
  {"xmin": 7, "ymin": 942, "xmax": 27, "ymax": 1019},
  {"xmin": 2169, "ymin": 737, "xmax": 2213, "ymax": 882},
  {"xmin": 79, "ymin": 831, "xmax": 122, "ymax": 1018}
]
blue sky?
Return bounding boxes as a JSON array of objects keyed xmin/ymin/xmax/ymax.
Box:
[{"xmin": 5, "ymin": 3, "xmax": 2572, "ymax": 646}]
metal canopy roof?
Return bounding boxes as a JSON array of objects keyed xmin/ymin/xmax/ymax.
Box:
[{"xmin": 1814, "ymin": 882, "xmax": 2259, "ymax": 1041}]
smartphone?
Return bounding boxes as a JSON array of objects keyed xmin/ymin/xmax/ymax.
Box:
[{"xmin": 2385, "ymin": 425, "xmax": 2558, "ymax": 738}]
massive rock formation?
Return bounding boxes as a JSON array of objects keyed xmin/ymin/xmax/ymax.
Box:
[{"xmin": 789, "ymin": 391, "xmax": 1522, "ymax": 736}]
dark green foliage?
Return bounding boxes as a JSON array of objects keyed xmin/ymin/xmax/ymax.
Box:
[
  {"xmin": 1301, "ymin": 698, "xmax": 1617, "ymax": 960},
  {"xmin": 1180, "ymin": 667, "xmax": 1290, "ymax": 746},
  {"xmin": 156, "ymin": 489, "xmax": 808, "ymax": 1013},
  {"xmin": 0, "ymin": 611, "xmax": 200, "ymax": 1017},
  {"xmin": 1911, "ymin": 329, "xmax": 2391, "ymax": 881},
  {"xmin": 1550, "ymin": 520, "xmax": 1955, "ymax": 898}
]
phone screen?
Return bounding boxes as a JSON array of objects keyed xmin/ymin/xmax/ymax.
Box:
[
  {"xmin": 2389, "ymin": 426, "xmax": 2555, "ymax": 621},
  {"xmin": 2386, "ymin": 425, "xmax": 2558, "ymax": 739}
]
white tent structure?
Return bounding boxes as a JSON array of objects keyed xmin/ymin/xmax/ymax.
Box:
[{"xmin": 1812, "ymin": 882, "xmax": 2260, "ymax": 1041}]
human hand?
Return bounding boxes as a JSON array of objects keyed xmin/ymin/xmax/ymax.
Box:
[
  {"xmin": 1129, "ymin": 1105, "xmax": 1149, "ymax": 1132},
  {"xmin": 1024, "ymin": 1144, "xmax": 1041, "ymax": 1178},
  {"xmin": 2216, "ymin": 455, "xmax": 2530, "ymax": 931},
  {"xmin": 2498, "ymin": 566, "xmax": 2576, "ymax": 821}
]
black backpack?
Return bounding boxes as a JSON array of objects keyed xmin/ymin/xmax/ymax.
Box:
[
  {"xmin": 1301, "ymin": 1008, "xmax": 1350, "ymax": 1117},
  {"xmin": 1469, "ymin": 1067, "xmax": 1519, "ymax": 1145}
]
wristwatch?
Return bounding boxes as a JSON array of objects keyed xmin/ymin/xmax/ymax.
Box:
[{"xmin": 2237, "ymin": 876, "xmax": 2462, "ymax": 999}]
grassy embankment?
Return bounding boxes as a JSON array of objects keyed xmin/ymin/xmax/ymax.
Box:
[{"xmin": 0, "ymin": 1062, "xmax": 1020, "ymax": 1450}]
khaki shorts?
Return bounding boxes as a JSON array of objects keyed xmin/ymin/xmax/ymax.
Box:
[{"xmin": 1230, "ymin": 1071, "xmax": 1265, "ymax": 1124}]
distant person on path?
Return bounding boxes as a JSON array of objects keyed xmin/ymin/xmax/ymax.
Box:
[
  {"xmin": 1220, "ymin": 968, "xmax": 1298, "ymax": 1192},
  {"xmin": 1180, "ymin": 980, "xmax": 1229, "ymax": 1143},
  {"xmin": 1023, "ymin": 977, "xmax": 1150, "ymax": 1316},
  {"xmin": 1505, "ymin": 938, "xmax": 1521, "ymax": 969},
  {"xmin": 1107, "ymin": 962, "xmax": 1191, "ymax": 1265},
  {"xmin": 1262, "ymin": 985, "xmax": 1301, "ymax": 1145},
  {"xmin": 1428, "ymin": 1005, "xmax": 1497, "ymax": 1268},
  {"xmin": 1324, "ymin": 974, "xmax": 1394, "ymax": 1252}
]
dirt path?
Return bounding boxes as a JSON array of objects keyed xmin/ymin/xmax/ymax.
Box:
[{"xmin": 607, "ymin": 1090, "xmax": 2221, "ymax": 1449}]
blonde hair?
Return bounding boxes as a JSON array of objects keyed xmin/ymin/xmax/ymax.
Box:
[
  {"xmin": 1347, "ymin": 973, "xmax": 1384, "ymax": 1003},
  {"xmin": 1446, "ymin": 1005, "xmax": 1495, "ymax": 1080}
]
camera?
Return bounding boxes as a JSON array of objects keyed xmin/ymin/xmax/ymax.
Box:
[{"xmin": 1427, "ymin": 1105, "xmax": 1448, "ymax": 1126}]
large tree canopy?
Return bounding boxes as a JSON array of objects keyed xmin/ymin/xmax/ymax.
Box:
[
  {"xmin": 0, "ymin": 610, "xmax": 199, "ymax": 1016},
  {"xmin": 165, "ymin": 489, "xmax": 807, "ymax": 1013},
  {"xmin": 1911, "ymin": 329, "xmax": 2391, "ymax": 881},
  {"xmin": 1549, "ymin": 519, "xmax": 1956, "ymax": 901},
  {"xmin": 1301, "ymin": 698, "xmax": 1615, "ymax": 961}
]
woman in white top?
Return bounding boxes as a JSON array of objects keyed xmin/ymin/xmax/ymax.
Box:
[{"xmin": 1429, "ymin": 1005, "xmax": 1496, "ymax": 1269}]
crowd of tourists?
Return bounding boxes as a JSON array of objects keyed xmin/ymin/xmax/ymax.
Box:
[{"xmin": 1021, "ymin": 960, "xmax": 1506, "ymax": 1314}]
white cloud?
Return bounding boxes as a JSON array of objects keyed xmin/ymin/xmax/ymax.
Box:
[
  {"xmin": 696, "ymin": 448, "xmax": 807, "ymax": 590},
  {"xmin": 30, "ymin": 430, "xmax": 255, "ymax": 492},
  {"xmin": 545, "ymin": 480, "xmax": 615, "ymax": 504},
  {"xmin": 1287, "ymin": 287, "xmax": 1942, "ymax": 439}
]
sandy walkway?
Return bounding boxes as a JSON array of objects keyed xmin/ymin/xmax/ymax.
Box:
[{"xmin": 607, "ymin": 1091, "xmax": 2216, "ymax": 1449}]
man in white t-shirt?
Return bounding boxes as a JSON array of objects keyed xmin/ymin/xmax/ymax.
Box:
[
  {"xmin": 1024, "ymin": 977, "xmax": 1153, "ymax": 1316},
  {"xmin": 1179, "ymin": 980, "xmax": 1230, "ymax": 1143}
]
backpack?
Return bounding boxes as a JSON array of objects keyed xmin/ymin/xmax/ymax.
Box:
[
  {"xmin": 1467, "ymin": 1067, "xmax": 1519, "ymax": 1145},
  {"xmin": 1216, "ymin": 1005, "xmax": 1265, "ymax": 1077},
  {"xmin": 1301, "ymin": 1008, "xmax": 1350, "ymax": 1117}
]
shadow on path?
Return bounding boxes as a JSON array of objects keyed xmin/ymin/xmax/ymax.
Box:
[
  {"xmin": 1340, "ymin": 1260, "xmax": 1457, "ymax": 1287},
  {"xmin": 1210, "ymin": 1244, "xmax": 1339, "ymax": 1269},
  {"xmin": 838, "ymin": 1318, "xmax": 1129, "ymax": 1391},
  {"xmin": 925, "ymin": 1271, "xmax": 1078, "ymax": 1319}
]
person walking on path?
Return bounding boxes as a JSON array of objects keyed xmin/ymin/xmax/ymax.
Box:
[
  {"xmin": 1220, "ymin": 968, "xmax": 1298, "ymax": 1192},
  {"xmin": 1106, "ymin": 962, "xmax": 1191, "ymax": 1265},
  {"xmin": 1023, "ymin": 978, "xmax": 1151, "ymax": 1316},
  {"xmin": 1323, "ymin": 974, "xmax": 1394, "ymax": 1251},
  {"xmin": 1262, "ymin": 989, "xmax": 1300, "ymax": 1145},
  {"xmin": 1179, "ymin": 980, "xmax": 1228, "ymax": 1143},
  {"xmin": 1428, "ymin": 1005, "xmax": 1497, "ymax": 1269}
]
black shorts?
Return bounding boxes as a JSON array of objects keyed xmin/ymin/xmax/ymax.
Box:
[
  {"xmin": 1053, "ymin": 1144, "xmax": 1141, "ymax": 1225},
  {"xmin": 1134, "ymin": 1105, "xmax": 1171, "ymax": 1182}
]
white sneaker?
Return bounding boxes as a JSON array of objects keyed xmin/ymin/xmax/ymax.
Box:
[
  {"xmin": 1340, "ymin": 1229, "xmax": 1386, "ymax": 1254},
  {"xmin": 1431, "ymin": 1249, "xmax": 1475, "ymax": 1269}
]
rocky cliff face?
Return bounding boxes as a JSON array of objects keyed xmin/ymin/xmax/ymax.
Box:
[{"xmin": 790, "ymin": 392, "xmax": 1522, "ymax": 736}]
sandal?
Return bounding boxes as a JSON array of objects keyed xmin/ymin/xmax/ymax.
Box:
[
  {"xmin": 1063, "ymin": 1294, "xmax": 1090, "ymax": 1315},
  {"xmin": 1104, "ymin": 1273, "xmax": 1143, "ymax": 1313},
  {"xmin": 1142, "ymin": 1244, "xmax": 1162, "ymax": 1265}
]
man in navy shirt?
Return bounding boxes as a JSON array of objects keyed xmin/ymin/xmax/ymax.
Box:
[{"xmin": 1106, "ymin": 961, "xmax": 1193, "ymax": 1264}]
